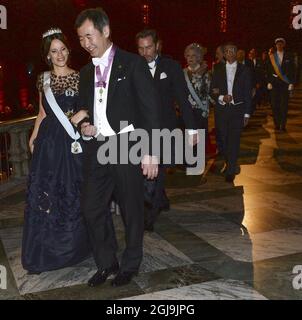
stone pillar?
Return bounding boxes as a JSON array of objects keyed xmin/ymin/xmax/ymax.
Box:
[{"xmin": 0, "ymin": 116, "xmax": 35, "ymax": 180}]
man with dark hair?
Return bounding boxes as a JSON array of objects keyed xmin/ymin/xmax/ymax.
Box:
[
  {"xmin": 211, "ymin": 43, "xmax": 252, "ymax": 182},
  {"xmin": 74, "ymin": 8, "xmax": 160, "ymax": 287},
  {"xmin": 136, "ymin": 29, "xmax": 158, "ymax": 45},
  {"xmin": 267, "ymin": 38, "xmax": 295, "ymax": 132},
  {"xmin": 74, "ymin": 7, "xmax": 110, "ymax": 33},
  {"xmin": 214, "ymin": 45, "xmax": 225, "ymax": 68},
  {"xmin": 212, "ymin": 45, "xmax": 226, "ymax": 160},
  {"xmin": 136, "ymin": 28, "xmax": 198, "ymax": 232}
]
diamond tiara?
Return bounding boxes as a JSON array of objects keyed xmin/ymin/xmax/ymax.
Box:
[{"xmin": 42, "ymin": 28, "xmax": 63, "ymax": 39}]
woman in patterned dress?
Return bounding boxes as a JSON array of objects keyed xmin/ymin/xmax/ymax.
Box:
[{"xmin": 22, "ymin": 29, "xmax": 90, "ymax": 274}]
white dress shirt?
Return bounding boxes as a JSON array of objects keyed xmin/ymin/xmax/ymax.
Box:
[
  {"xmin": 218, "ymin": 61, "xmax": 237, "ymax": 105},
  {"xmin": 93, "ymin": 44, "xmax": 116, "ymax": 137},
  {"xmin": 277, "ymin": 51, "xmax": 284, "ymax": 65},
  {"xmin": 83, "ymin": 44, "xmax": 134, "ymax": 140},
  {"xmin": 148, "ymin": 55, "xmax": 158, "ymax": 78},
  {"xmin": 253, "ymin": 59, "xmax": 257, "ymax": 67},
  {"xmin": 218, "ymin": 61, "xmax": 249, "ymax": 118},
  {"xmin": 226, "ymin": 61, "xmax": 237, "ymax": 99}
]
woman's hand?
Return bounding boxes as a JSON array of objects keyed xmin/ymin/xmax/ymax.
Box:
[{"xmin": 71, "ymin": 110, "xmax": 89, "ymax": 127}]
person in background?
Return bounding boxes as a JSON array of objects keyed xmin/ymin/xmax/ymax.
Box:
[
  {"xmin": 212, "ymin": 45, "xmax": 226, "ymax": 158},
  {"xmin": 267, "ymin": 38, "xmax": 295, "ymax": 132},
  {"xmin": 184, "ymin": 43, "xmax": 211, "ymax": 157},
  {"xmin": 248, "ymin": 48, "xmax": 265, "ymax": 114},
  {"xmin": 136, "ymin": 29, "xmax": 198, "ymax": 232},
  {"xmin": 210, "ymin": 43, "xmax": 252, "ymax": 183}
]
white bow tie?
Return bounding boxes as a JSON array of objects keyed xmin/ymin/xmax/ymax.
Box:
[
  {"xmin": 148, "ymin": 61, "xmax": 156, "ymax": 69},
  {"xmin": 92, "ymin": 57, "xmax": 109, "ymax": 67}
]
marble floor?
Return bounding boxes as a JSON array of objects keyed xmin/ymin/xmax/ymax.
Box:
[{"xmin": 1, "ymin": 88, "xmax": 302, "ymax": 300}]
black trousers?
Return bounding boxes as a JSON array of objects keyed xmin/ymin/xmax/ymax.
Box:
[
  {"xmin": 271, "ymin": 80, "xmax": 289, "ymax": 129},
  {"xmin": 214, "ymin": 105, "xmax": 244, "ymax": 175},
  {"xmin": 192, "ymin": 108, "xmax": 208, "ymax": 149},
  {"xmin": 81, "ymin": 143, "xmax": 144, "ymax": 273},
  {"xmin": 251, "ymin": 88, "xmax": 262, "ymax": 115},
  {"xmin": 144, "ymin": 166, "xmax": 167, "ymax": 228}
]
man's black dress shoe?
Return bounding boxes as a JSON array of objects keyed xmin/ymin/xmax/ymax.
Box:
[
  {"xmin": 27, "ymin": 271, "xmax": 41, "ymax": 275},
  {"xmin": 225, "ymin": 174, "xmax": 235, "ymax": 183},
  {"xmin": 161, "ymin": 203, "xmax": 170, "ymax": 212},
  {"xmin": 111, "ymin": 271, "xmax": 138, "ymax": 287},
  {"xmin": 88, "ymin": 262, "xmax": 119, "ymax": 287}
]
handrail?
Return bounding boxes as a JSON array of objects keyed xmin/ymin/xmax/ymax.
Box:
[{"xmin": 0, "ymin": 116, "xmax": 37, "ymax": 129}]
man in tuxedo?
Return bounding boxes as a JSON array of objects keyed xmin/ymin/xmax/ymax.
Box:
[
  {"xmin": 267, "ymin": 38, "xmax": 295, "ymax": 132},
  {"xmin": 74, "ymin": 8, "xmax": 160, "ymax": 287},
  {"xmin": 211, "ymin": 43, "xmax": 252, "ymax": 183},
  {"xmin": 248, "ymin": 49, "xmax": 266, "ymax": 115},
  {"xmin": 237, "ymin": 49, "xmax": 253, "ymax": 69},
  {"xmin": 237, "ymin": 50, "xmax": 255, "ymax": 106},
  {"xmin": 214, "ymin": 45, "xmax": 226, "ymax": 69},
  {"xmin": 136, "ymin": 29, "xmax": 197, "ymax": 232},
  {"xmin": 212, "ymin": 45, "xmax": 226, "ymax": 164}
]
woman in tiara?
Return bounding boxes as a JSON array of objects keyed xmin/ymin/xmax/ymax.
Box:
[
  {"xmin": 22, "ymin": 28, "xmax": 90, "ymax": 274},
  {"xmin": 184, "ymin": 43, "xmax": 212, "ymax": 157}
]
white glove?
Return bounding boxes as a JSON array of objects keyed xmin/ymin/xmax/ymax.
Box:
[
  {"xmin": 267, "ymin": 83, "xmax": 273, "ymax": 90},
  {"xmin": 288, "ymin": 84, "xmax": 294, "ymax": 91}
]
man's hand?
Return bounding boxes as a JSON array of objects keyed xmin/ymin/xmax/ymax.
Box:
[
  {"xmin": 188, "ymin": 133, "xmax": 199, "ymax": 147},
  {"xmin": 267, "ymin": 83, "xmax": 273, "ymax": 90},
  {"xmin": 223, "ymin": 95, "xmax": 233, "ymax": 103},
  {"xmin": 141, "ymin": 155, "xmax": 159, "ymax": 180},
  {"xmin": 244, "ymin": 117, "xmax": 249, "ymax": 127},
  {"xmin": 81, "ymin": 122, "xmax": 97, "ymax": 137}
]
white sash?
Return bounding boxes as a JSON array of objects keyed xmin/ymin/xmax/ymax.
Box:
[{"xmin": 43, "ymin": 72, "xmax": 82, "ymax": 154}]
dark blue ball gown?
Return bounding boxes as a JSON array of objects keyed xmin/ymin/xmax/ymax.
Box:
[{"xmin": 22, "ymin": 71, "xmax": 90, "ymax": 273}]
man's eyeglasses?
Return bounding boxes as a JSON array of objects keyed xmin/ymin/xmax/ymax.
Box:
[{"xmin": 224, "ymin": 48, "xmax": 236, "ymax": 54}]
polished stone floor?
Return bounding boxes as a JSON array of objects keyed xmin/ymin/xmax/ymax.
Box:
[{"xmin": 1, "ymin": 88, "xmax": 302, "ymax": 300}]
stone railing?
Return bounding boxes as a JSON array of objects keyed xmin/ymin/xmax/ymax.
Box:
[{"xmin": 0, "ymin": 116, "xmax": 36, "ymax": 182}]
